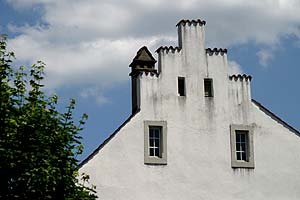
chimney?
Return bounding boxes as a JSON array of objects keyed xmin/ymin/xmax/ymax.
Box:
[{"xmin": 129, "ymin": 46, "xmax": 157, "ymax": 114}]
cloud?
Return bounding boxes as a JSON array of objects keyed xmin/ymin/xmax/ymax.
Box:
[
  {"xmin": 80, "ymin": 87, "xmax": 109, "ymax": 105},
  {"xmin": 256, "ymin": 49, "xmax": 274, "ymax": 67},
  {"xmin": 8, "ymin": 31, "xmax": 158, "ymax": 88},
  {"xmin": 228, "ymin": 60, "xmax": 243, "ymax": 75},
  {"xmin": 5, "ymin": 0, "xmax": 300, "ymax": 103},
  {"xmin": 6, "ymin": 0, "xmax": 52, "ymax": 9},
  {"xmin": 8, "ymin": 0, "xmax": 300, "ymax": 43}
]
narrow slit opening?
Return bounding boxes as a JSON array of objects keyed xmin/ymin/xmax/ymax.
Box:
[
  {"xmin": 204, "ymin": 78, "xmax": 213, "ymax": 97},
  {"xmin": 178, "ymin": 77, "xmax": 185, "ymax": 96}
]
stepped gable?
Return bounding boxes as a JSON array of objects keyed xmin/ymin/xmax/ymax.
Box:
[
  {"xmin": 156, "ymin": 46, "xmax": 181, "ymax": 53},
  {"xmin": 206, "ymin": 48, "xmax": 228, "ymax": 55},
  {"xmin": 176, "ymin": 19, "xmax": 206, "ymax": 27},
  {"xmin": 229, "ymin": 74, "xmax": 252, "ymax": 81}
]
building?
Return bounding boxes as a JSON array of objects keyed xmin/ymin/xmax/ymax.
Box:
[{"xmin": 79, "ymin": 19, "xmax": 300, "ymax": 200}]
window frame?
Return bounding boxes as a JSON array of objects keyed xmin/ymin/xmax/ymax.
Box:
[
  {"xmin": 230, "ymin": 124, "xmax": 255, "ymax": 168},
  {"xmin": 144, "ymin": 121, "xmax": 167, "ymax": 165}
]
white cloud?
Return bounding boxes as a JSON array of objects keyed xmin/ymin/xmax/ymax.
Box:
[
  {"xmin": 80, "ymin": 87, "xmax": 109, "ymax": 105},
  {"xmin": 5, "ymin": 0, "xmax": 300, "ymax": 103},
  {"xmin": 256, "ymin": 49, "xmax": 274, "ymax": 67},
  {"xmin": 8, "ymin": 33, "xmax": 160, "ymax": 88},
  {"xmin": 228, "ymin": 60, "xmax": 243, "ymax": 75}
]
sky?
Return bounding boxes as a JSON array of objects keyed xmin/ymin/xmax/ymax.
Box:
[{"xmin": 1, "ymin": 0, "xmax": 300, "ymax": 161}]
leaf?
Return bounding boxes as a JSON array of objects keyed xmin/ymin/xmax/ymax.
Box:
[{"xmin": 0, "ymin": 37, "xmax": 97, "ymax": 199}]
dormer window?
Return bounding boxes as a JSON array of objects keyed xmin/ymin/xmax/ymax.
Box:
[
  {"xmin": 178, "ymin": 77, "xmax": 185, "ymax": 96},
  {"xmin": 204, "ymin": 78, "xmax": 213, "ymax": 97}
]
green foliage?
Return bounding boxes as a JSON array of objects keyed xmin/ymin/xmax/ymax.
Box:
[{"xmin": 0, "ymin": 35, "xmax": 97, "ymax": 199}]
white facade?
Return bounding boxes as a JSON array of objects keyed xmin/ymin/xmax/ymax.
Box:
[{"xmin": 80, "ymin": 20, "xmax": 300, "ymax": 200}]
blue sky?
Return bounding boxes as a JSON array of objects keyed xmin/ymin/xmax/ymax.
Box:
[{"xmin": 1, "ymin": 0, "xmax": 300, "ymax": 161}]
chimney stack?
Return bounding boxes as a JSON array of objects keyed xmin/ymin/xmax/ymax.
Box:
[{"xmin": 129, "ymin": 46, "xmax": 157, "ymax": 114}]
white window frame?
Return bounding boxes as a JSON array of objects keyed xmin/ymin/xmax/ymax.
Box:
[
  {"xmin": 144, "ymin": 121, "xmax": 167, "ymax": 165},
  {"xmin": 230, "ymin": 124, "xmax": 255, "ymax": 168}
]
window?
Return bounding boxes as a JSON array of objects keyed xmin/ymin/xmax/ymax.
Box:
[
  {"xmin": 204, "ymin": 78, "xmax": 213, "ymax": 97},
  {"xmin": 144, "ymin": 121, "xmax": 167, "ymax": 165},
  {"xmin": 235, "ymin": 130, "xmax": 248, "ymax": 161},
  {"xmin": 178, "ymin": 77, "xmax": 185, "ymax": 96},
  {"xmin": 230, "ymin": 124, "xmax": 254, "ymax": 168},
  {"xmin": 149, "ymin": 126, "xmax": 161, "ymax": 157}
]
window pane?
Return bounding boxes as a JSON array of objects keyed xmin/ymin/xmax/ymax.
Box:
[
  {"xmin": 155, "ymin": 139, "xmax": 160, "ymax": 147},
  {"xmin": 150, "ymin": 148, "xmax": 154, "ymax": 156},
  {"xmin": 155, "ymin": 129, "xmax": 160, "ymax": 138},
  {"xmin": 236, "ymin": 143, "xmax": 241, "ymax": 151},
  {"xmin": 237, "ymin": 152, "xmax": 241, "ymax": 160},
  {"xmin": 241, "ymin": 134, "xmax": 246, "ymax": 142},
  {"xmin": 149, "ymin": 138, "xmax": 154, "ymax": 147},
  {"xmin": 149, "ymin": 129, "xmax": 154, "ymax": 138},
  {"xmin": 241, "ymin": 143, "xmax": 246, "ymax": 152},
  {"xmin": 155, "ymin": 148, "xmax": 160, "ymax": 157},
  {"xmin": 236, "ymin": 133, "xmax": 240, "ymax": 143},
  {"xmin": 242, "ymin": 152, "xmax": 246, "ymax": 161}
]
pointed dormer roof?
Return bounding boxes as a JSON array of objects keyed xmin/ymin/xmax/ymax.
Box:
[{"xmin": 129, "ymin": 46, "xmax": 157, "ymax": 76}]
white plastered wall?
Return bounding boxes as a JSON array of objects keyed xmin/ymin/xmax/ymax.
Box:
[{"xmin": 80, "ymin": 22, "xmax": 300, "ymax": 200}]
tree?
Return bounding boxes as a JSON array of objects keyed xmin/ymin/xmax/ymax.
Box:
[{"xmin": 0, "ymin": 35, "xmax": 97, "ymax": 199}]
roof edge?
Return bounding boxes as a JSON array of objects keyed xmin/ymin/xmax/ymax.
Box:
[
  {"xmin": 252, "ymin": 99, "xmax": 299, "ymax": 136},
  {"xmin": 79, "ymin": 109, "xmax": 141, "ymax": 168}
]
